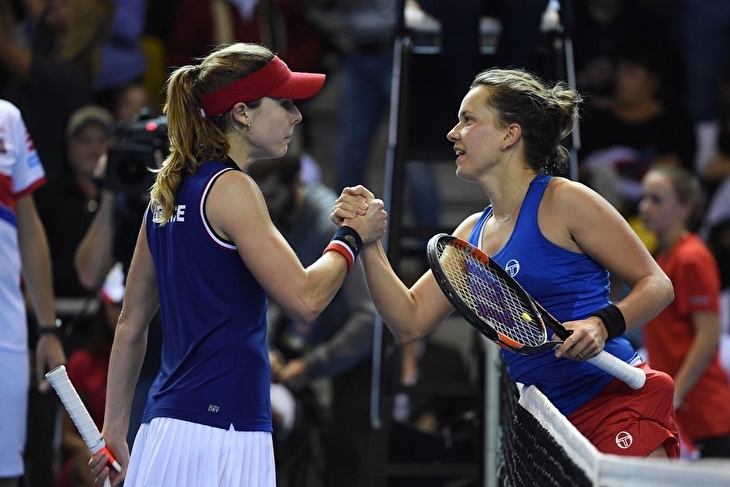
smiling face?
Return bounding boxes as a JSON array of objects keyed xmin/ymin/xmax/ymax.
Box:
[{"xmin": 446, "ymin": 86, "xmax": 507, "ymax": 182}]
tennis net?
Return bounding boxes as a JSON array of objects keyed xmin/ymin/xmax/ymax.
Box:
[{"xmin": 496, "ymin": 367, "xmax": 730, "ymax": 487}]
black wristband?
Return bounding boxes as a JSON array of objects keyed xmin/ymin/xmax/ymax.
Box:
[
  {"xmin": 591, "ymin": 304, "xmax": 626, "ymax": 340},
  {"xmin": 332, "ymin": 225, "xmax": 363, "ymax": 258},
  {"xmin": 37, "ymin": 319, "xmax": 63, "ymax": 338}
]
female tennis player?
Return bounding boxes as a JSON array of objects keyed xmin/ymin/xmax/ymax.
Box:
[
  {"xmin": 333, "ymin": 67, "xmax": 681, "ymax": 458},
  {"xmin": 89, "ymin": 42, "xmax": 387, "ymax": 487}
]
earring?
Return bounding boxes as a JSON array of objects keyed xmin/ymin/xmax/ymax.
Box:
[{"xmin": 243, "ymin": 123, "xmax": 251, "ymax": 132}]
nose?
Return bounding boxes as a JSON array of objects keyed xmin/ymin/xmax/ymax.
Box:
[
  {"xmin": 447, "ymin": 125, "xmax": 459, "ymax": 142},
  {"xmin": 292, "ymin": 104, "xmax": 302, "ymax": 125}
]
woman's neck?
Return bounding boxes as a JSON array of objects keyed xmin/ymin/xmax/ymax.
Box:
[
  {"xmin": 656, "ymin": 225, "xmax": 688, "ymax": 253},
  {"xmin": 484, "ymin": 171, "xmax": 535, "ymax": 214}
]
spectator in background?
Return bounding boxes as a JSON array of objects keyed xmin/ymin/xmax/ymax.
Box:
[
  {"xmin": 0, "ymin": 98, "xmax": 65, "ymax": 487},
  {"xmin": 92, "ymin": 0, "xmax": 148, "ymax": 112},
  {"xmin": 639, "ymin": 165, "xmax": 730, "ymax": 458},
  {"xmin": 578, "ymin": 37, "xmax": 695, "ymax": 227},
  {"xmin": 111, "ymin": 82, "xmax": 157, "ymax": 125},
  {"xmin": 570, "ymin": 0, "xmax": 667, "ymax": 110},
  {"xmin": 680, "ymin": 0, "xmax": 730, "ymax": 174},
  {"xmin": 489, "ymin": 0, "xmax": 550, "ymax": 72},
  {"xmin": 165, "ymin": 0, "xmax": 323, "ymax": 73},
  {"xmin": 0, "ymin": 0, "xmax": 113, "ymax": 185},
  {"xmin": 698, "ymin": 56, "xmax": 730, "ymax": 240},
  {"xmin": 321, "ymin": 0, "xmax": 441, "ymax": 230},
  {"xmin": 247, "ymin": 153, "xmax": 377, "ymax": 487},
  {"xmin": 35, "ymin": 105, "xmax": 114, "ymax": 303}
]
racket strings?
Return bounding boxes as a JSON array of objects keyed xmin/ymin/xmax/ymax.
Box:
[{"xmin": 439, "ymin": 244, "xmax": 546, "ymax": 347}]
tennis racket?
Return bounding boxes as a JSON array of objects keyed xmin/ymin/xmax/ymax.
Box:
[
  {"xmin": 46, "ymin": 365, "xmax": 121, "ymax": 485},
  {"xmin": 426, "ymin": 234, "xmax": 646, "ymax": 390}
]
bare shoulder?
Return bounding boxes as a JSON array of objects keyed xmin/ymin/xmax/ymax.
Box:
[
  {"xmin": 211, "ymin": 168, "xmax": 261, "ymax": 199},
  {"xmin": 206, "ymin": 169, "xmax": 270, "ymax": 240},
  {"xmin": 539, "ymin": 176, "xmax": 627, "ymax": 251},
  {"xmin": 453, "ymin": 212, "xmax": 483, "ymax": 240},
  {"xmin": 543, "ymin": 176, "xmax": 615, "ymax": 220}
]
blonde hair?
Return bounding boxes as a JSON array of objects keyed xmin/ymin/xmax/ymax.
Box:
[
  {"xmin": 150, "ymin": 43, "xmax": 273, "ymax": 224},
  {"xmin": 471, "ymin": 68, "xmax": 582, "ymax": 175}
]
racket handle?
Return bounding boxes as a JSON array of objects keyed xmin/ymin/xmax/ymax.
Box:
[
  {"xmin": 45, "ymin": 365, "xmax": 122, "ymax": 472},
  {"xmin": 587, "ymin": 352, "xmax": 646, "ymax": 390}
]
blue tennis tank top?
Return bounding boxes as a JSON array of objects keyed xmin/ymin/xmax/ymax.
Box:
[
  {"xmin": 468, "ymin": 174, "xmax": 639, "ymax": 415},
  {"xmin": 143, "ymin": 160, "xmax": 272, "ymax": 432}
]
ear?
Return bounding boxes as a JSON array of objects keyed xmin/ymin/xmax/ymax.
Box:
[
  {"xmin": 501, "ymin": 123, "xmax": 522, "ymax": 150},
  {"xmin": 231, "ymin": 102, "xmax": 249, "ymax": 123}
]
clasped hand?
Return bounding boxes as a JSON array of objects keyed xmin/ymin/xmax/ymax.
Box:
[{"xmin": 331, "ymin": 185, "xmax": 387, "ymax": 244}]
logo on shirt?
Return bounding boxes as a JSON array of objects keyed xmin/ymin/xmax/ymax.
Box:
[
  {"xmin": 615, "ymin": 430, "xmax": 633, "ymax": 449},
  {"xmin": 169, "ymin": 204, "xmax": 186, "ymax": 223},
  {"xmin": 208, "ymin": 404, "xmax": 220, "ymax": 413},
  {"xmin": 505, "ymin": 259, "xmax": 520, "ymax": 277}
]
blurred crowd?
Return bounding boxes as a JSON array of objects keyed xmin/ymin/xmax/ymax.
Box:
[{"xmin": 2, "ymin": 0, "xmax": 730, "ymax": 485}]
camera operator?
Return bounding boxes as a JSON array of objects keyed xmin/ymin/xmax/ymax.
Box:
[{"xmin": 74, "ymin": 111, "xmax": 168, "ymax": 449}]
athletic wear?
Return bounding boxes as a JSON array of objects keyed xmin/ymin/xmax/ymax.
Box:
[
  {"xmin": 126, "ymin": 417, "xmax": 276, "ymax": 487},
  {"xmin": 468, "ymin": 174, "xmax": 679, "ymax": 457},
  {"xmin": 468, "ymin": 174, "xmax": 639, "ymax": 415},
  {"xmin": 0, "ymin": 99, "xmax": 46, "ymax": 476},
  {"xmin": 144, "ymin": 160, "xmax": 272, "ymax": 432},
  {"xmin": 568, "ymin": 363, "xmax": 679, "ymax": 457}
]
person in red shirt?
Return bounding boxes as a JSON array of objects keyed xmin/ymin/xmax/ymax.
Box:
[{"xmin": 640, "ymin": 164, "xmax": 730, "ymax": 457}]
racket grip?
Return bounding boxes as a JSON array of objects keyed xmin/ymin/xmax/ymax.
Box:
[
  {"xmin": 45, "ymin": 365, "xmax": 122, "ymax": 472},
  {"xmin": 587, "ymin": 352, "xmax": 646, "ymax": 390}
]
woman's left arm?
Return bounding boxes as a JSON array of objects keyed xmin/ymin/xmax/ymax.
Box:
[{"xmin": 544, "ymin": 178, "xmax": 673, "ymax": 353}]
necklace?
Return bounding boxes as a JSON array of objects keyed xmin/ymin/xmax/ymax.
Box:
[{"xmin": 492, "ymin": 179, "xmax": 530, "ymax": 224}]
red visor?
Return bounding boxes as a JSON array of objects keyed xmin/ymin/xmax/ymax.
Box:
[{"xmin": 199, "ymin": 56, "xmax": 326, "ymax": 118}]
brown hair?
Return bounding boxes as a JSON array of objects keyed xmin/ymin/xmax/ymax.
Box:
[
  {"xmin": 150, "ymin": 43, "xmax": 273, "ymax": 224},
  {"xmin": 470, "ymin": 68, "xmax": 582, "ymax": 175}
]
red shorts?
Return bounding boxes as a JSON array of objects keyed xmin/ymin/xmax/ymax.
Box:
[{"xmin": 567, "ymin": 362, "xmax": 680, "ymax": 458}]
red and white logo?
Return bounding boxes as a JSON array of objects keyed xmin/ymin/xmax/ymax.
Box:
[{"xmin": 615, "ymin": 431, "xmax": 633, "ymax": 449}]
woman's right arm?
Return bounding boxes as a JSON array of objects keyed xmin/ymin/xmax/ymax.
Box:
[
  {"xmin": 207, "ymin": 171, "xmax": 387, "ymax": 324},
  {"xmin": 332, "ymin": 187, "xmax": 476, "ymax": 344}
]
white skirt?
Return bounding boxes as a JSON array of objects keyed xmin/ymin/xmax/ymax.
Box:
[{"xmin": 125, "ymin": 417, "xmax": 276, "ymax": 487}]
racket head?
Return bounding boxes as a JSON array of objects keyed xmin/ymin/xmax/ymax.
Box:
[{"xmin": 426, "ymin": 233, "xmax": 557, "ymax": 354}]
